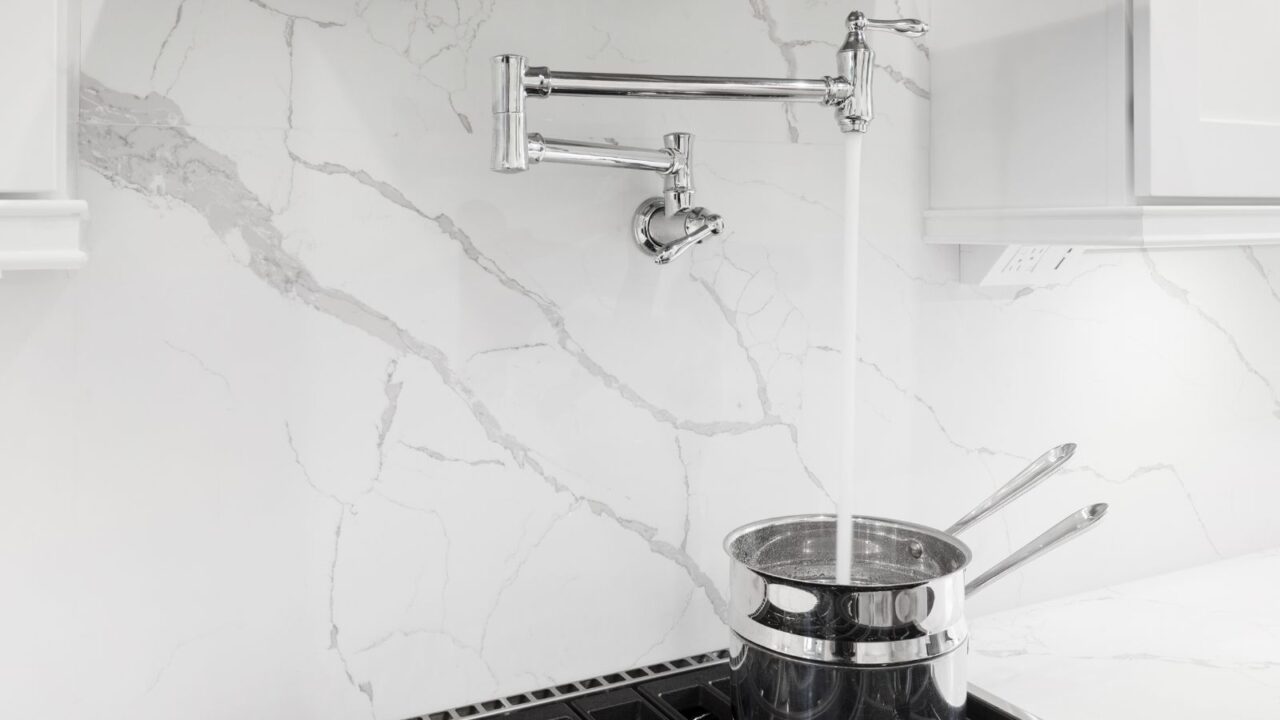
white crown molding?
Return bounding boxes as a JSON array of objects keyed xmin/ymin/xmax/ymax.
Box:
[{"xmin": 924, "ymin": 205, "xmax": 1280, "ymax": 248}]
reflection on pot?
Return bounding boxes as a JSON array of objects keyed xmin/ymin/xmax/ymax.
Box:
[{"xmin": 730, "ymin": 635, "xmax": 967, "ymax": 720}]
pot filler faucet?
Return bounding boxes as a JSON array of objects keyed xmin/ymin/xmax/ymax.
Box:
[{"xmin": 491, "ymin": 11, "xmax": 927, "ymax": 264}]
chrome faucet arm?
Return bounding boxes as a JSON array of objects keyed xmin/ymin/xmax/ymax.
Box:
[
  {"xmin": 522, "ymin": 65, "xmax": 849, "ymax": 104},
  {"xmin": 527, "ymin": 134, "xmax": 677, "ymax": 173}
]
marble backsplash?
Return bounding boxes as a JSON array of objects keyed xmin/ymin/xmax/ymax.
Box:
[{"xmin": 3, "ymin": 0, "xmax": 1280, "ymax": 718}]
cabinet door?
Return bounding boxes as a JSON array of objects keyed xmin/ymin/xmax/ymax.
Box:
[
  {"xmin": 1135, "ymin": 0, "xmax": 1280, "ymax": 198},
  {"xmin": 0, "ymin": 0, "xmax": 62, "ymax": 194}
]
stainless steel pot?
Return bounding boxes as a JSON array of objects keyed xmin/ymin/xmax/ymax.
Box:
[{"xmin": 722, "ymin": 445, "xmax": 1106, "ymax": 720}]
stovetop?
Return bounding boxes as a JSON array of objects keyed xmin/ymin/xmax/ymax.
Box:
[{"xmin": 411, "ymin": 651, "xmax": 1040, "ymax": 720}]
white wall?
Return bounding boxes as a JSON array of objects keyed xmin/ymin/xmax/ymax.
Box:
[{"xmin": 4, "ymin": 1, "xmax": 1280, "ymax": 718}]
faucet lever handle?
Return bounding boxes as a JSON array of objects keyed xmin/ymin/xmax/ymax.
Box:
[
  {"xmin": 655, "ymin": 214, "xmax": 724, "ymax": 265},
  {"xmin": 847, "ymin": 11, "xmax": 929, "ymax": 38},
  {"xmin": 633, "ymin": 198, "xmax": 726, "ymax": 265}
]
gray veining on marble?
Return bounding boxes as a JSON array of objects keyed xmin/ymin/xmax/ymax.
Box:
[{"xmin": 3, "ymin": 1, "xmax": 1280, "ymax": 718}]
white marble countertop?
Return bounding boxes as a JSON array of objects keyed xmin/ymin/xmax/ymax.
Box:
[{"xmin": 970, "ymin": 549, "xmax": 1280, "ymax": 719}]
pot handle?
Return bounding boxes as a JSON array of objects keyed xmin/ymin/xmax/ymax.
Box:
[
  {"xmin": 946, "ymin": 443, "xmax": 1077, "ymax": 536},
  {"xmin": 965, "ymin": 503, "xmax": 1109, "ymax": 598}
]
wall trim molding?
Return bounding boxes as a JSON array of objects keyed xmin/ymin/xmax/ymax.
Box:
[
  {"xmin": 924, "ymin": 205, "xmax": 1280, "ymax": 248},
  {"xmin": 0, "ymin": 199, "xmax": 88, "ymax": 272}
]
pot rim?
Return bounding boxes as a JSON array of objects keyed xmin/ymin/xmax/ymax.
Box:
[{"xmin": 723, "ymin": 513, "xmax": 974, "ymax": 590}]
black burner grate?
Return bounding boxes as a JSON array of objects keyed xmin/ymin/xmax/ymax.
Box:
[
  {"xmin": 414, "ymin": 651, "xmax": 731, "ymax": 720},
  {"xmin": 409, "ymin": 650, "xmax": 1038, "ymax": 720}
]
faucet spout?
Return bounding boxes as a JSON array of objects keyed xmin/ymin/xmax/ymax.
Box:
[
  {"xmin": 835, "ymin": 11, "xmax": 928, "ymax": 133},
  {"xmin": 835, "ymin": 28, "xmax": 874, "ymax": 133}
]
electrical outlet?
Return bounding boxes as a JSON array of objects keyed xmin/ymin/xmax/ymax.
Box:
[{"xmin": 960, "ymin": 245, "xmax": 1083, "ymax": 286}]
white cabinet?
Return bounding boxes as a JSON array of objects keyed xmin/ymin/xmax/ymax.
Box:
[
  {"xmin": 1, "ymin": 0, "xmax": 61, "ymax": 193},
  {"xmin": 1136, "ymin": 0, "xmax": 1280, "ymax": 198},
  {"xmin": 926, "ymin": 0, "xmax": 1280, "ymax": 256},
  {"xmin": 0, "ymin": 0, "xmax": 86, "ymax": 273}
]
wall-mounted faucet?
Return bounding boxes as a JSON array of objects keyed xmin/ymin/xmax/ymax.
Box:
[
  {"xmin": 835, "ymin": 13, "xmax": 930, "ymax": 133},
  {"xmin": 491, "ymin": 11, "xmax": 927, "ymax": 264}
]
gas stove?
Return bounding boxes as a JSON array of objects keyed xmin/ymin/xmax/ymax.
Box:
[{"xmin": 411, "ymin": 650, "xmax": 1040, "ymax": 720}]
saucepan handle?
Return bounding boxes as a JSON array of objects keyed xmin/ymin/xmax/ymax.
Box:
[
  {"xmin": 946, "ymin": 443, "xmax": 1077, "ymax": 536},
  {"xmin": 965, "ymin": 503, "xmax": 1109, "ymax": 598}
]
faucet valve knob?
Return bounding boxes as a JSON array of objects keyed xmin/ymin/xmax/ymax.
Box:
[
  {"xmin": 655, "ymin": 214, "xmax": 724, "ymax": 265},
  {"xmin": 632, "ymin": 197, "xmax": 726, "ymax": 265}
]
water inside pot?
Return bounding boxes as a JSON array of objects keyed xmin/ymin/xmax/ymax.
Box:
[{"xmin": 727, "ymin": 516, "xmax": 971, "ymax": 587}]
